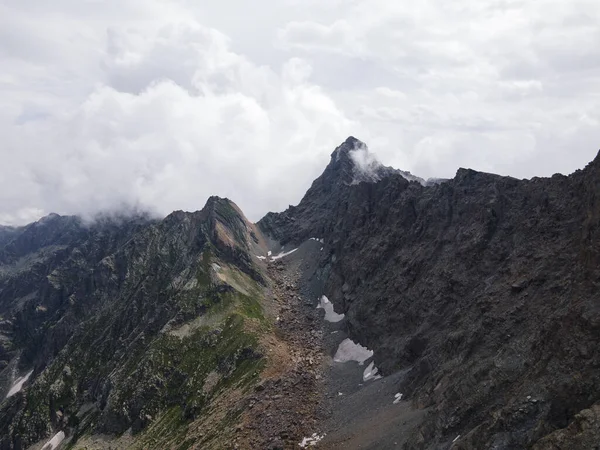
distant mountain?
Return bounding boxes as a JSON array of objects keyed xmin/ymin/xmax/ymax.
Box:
[
  {"xmin": 1, "ymin": 138, "xmax": 600, "ymax": 449},
  {"xmin": 0, "ymin": 226, "xmax": 22, "ymax": 249}
]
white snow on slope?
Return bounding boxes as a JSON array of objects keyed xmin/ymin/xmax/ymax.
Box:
[
  {"xmin": 41, "ymin": 431, "xmax": 65, "ymax": 450},
  {"xmin": 270, "ymin": 248, "xmax": 298, "ymax": 261},
  {"xmin": 362, "ymin": 361, "xmax": 382, "ymax": 382},
  {"xmin": 6, "ymin": 370, "xmax": 33, "ymax": 398},
  {"xmin": 255, "ymin": 255, "xmax": 267, "ymax": 260},
  {"xmin": 316, "ymin": 295, "xmax": 345, "ymax": 322},
  {"xmin": 299, "ymin": 433, "xmax": 325, "ymax": 447},
  {"xmin": 333, "ymin": 339, "xmax": 373, "ymax": 365},
  {"xmin": 393, "ymin": 392, "xmax": 403, "ymax": 404}
]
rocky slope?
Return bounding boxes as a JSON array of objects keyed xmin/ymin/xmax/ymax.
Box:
[
  {"xmin": 0, "ymin": 197, "xmax": 285, "ymax": 449},
  {"xmin": 259, "ymin": 137, "xmax": 600, "ymax": 449}
]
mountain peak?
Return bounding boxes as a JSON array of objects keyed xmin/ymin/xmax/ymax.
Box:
[
  {"xmin": 328, "ymin": 137, "xmax": 405, "ymax": 186},
  {"xmin": 203, "ymin": 195, "xmax": 234, "ymax": 210},
  {"xmin": 324, "ymin": 136, "xmax": 386, "ymax": 185},
  {"xmin": 330, "ymin": 136, "xmax": 365, "ymax": 161}
]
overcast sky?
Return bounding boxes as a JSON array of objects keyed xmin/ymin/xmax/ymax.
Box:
[{"xmin": 1, "ymin": 0, "xmax": 600, "ymax": 225}]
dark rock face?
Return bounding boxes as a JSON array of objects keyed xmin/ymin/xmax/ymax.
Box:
[{"xmin": 260, "ymin": 138, "xmax": 600, "ymax": 448}]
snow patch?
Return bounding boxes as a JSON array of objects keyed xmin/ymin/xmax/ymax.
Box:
[
  {"xmin": 333, "ymin": 339, "xmax": 373, "ymax": 365},
  {"xmin": 270, "ymin": 248, "xmax": 298, "ymax": 261},
  {"xmin": 255, "ymin": 255, "xmax": 267, "ymax": 260},
  {"xmin": 393, "ymin": 393, "xmax": 403, "ymax": 404},
  {"xmin": 362, "ymin": 361, "xmax": 382, "ymax": 382},
  {"xmin": 452, "ymin": 435, "xmax": 461, "ymax": 443},
  {"xmin": 6, "ymin": 370, "xmax": 33, "ymax": 398},
  {"xmin": 267, "ymin": 251, "xmax": 272, "ymax": 256},
  {"xmin": 316, "ymin": 295, "xmax": 345, "ymax": 322},
  {"xmin": 299, "ymin": 433, "xmax": 325, "ymax": 447},
  {"xmin": 41, "ymin": 431, "xmax": 65, "ymax": 450}
]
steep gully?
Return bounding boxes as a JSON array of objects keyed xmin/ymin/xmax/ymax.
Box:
[{"xmin": 237, "ymin": 235, "xmax": 421, "ymax": 450}]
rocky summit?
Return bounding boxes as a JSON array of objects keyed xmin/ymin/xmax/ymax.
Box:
[{"xmin": 1, "ymin": 137, "xmax": 600, "ymax": 450}]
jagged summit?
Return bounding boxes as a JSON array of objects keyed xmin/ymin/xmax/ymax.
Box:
[
  {"xmin": 323, "ymin": 136, "xmax": 367, "ymax": 186},
  {"xmin": 330, "ymin": 135, "xmax": 363, "ymax": 159},
  {"xmin": 258, "ymin": 137, "xmax": 428, "ymax": 244},
  {"xmin": 327, "ymin": 136, "xmax": 440, "ymax": 186},
  {"xmin": 202, "ymin": 195, "xmax": 235, "ymax": 210},
  {"xmin": 325, "ymin": 136, "xmax": 396, "ymax": 185},
  {"xmin": 258, "ymin": 137, "xmax": 444, "ymax": 244}
]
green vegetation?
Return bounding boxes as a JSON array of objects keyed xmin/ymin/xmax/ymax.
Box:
[
  {"xmin": 5, "ymin": 235, "xmax": 268, "ymax": 450},
  {"xmin": 122, "ymin": 306, "xmax": 265, "ymax": 449}
]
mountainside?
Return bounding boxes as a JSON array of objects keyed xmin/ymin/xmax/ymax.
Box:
[
  {"xmin": 0, "ymin": 198, "xmax": 281, "ymax": 449},
  {"xmin": 1, "ymin": 137, "xmax": 600, "ymax": 450},
  {"xmin": 259, "ymin": 138, "xmax": 600, "ymax": 449}
]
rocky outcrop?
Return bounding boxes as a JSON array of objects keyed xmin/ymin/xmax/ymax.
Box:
[
  {"xmin": 260, "ymin": 138, "xmax": 600, "ymax": 449},
  {"xmin": 533, "ymin": 403, "xmax": 600, "ymax": 450}
]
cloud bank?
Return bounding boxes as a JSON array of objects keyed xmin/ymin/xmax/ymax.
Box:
[{"xmin": 1, "ymin": 0, "xmax": 599, "ymax": 225}]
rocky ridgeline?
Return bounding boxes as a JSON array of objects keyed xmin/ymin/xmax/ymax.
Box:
[{"xmin": 260, "ymin": 138, "xmax": 600, "ymax": 449}]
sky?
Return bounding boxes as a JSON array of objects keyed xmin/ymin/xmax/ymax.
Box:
[{"xmin": 1, "ymin": 0, "xmax": 600, "ymax": 225}]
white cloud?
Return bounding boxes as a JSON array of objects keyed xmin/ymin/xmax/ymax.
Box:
[
  {"xmin": 1, "ymin": 0, "xmax": 599, "ymax": 225},
  {"xmin": 1, "ymin": 17, "xmax": 355, "ymax": 224},
  {"xmin": 375, "ymin": 87, "xmax": 406, "ymax": 100},
  {"xmin": 277, "ymin": 20, "xmax": 363, "ymax": 55}
]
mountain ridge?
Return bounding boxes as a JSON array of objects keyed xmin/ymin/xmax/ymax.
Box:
[
  {"xmin": 258, "ymin": 140, "xmax": 600, "ymax": 448},
  {"xmin": 1, "ymin": 138, "xmax": 600, "ymax": 449}
]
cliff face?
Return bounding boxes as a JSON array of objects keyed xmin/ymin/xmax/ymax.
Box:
[
  {"xmin": 259, "ymin": 139, "xmax": 600, "ymax": 448},
  {"xmin": 0, "ymin": 198, "xmax": 269, "ymax": 449}
]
